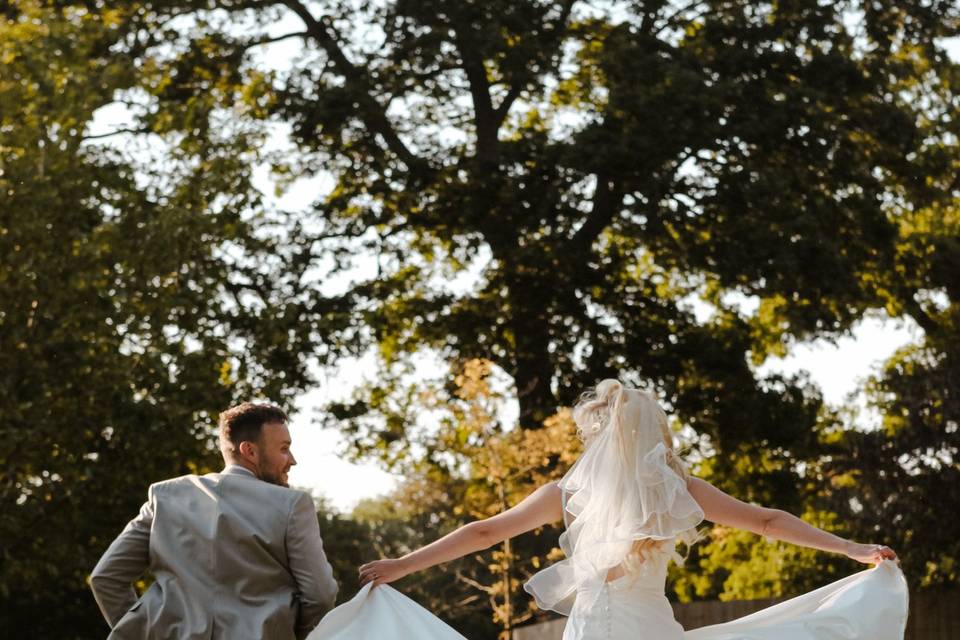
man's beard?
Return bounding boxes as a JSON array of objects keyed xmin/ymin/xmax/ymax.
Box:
[
  {"xmin": 260, "ymin": 470, "xmax": 288, "ymax": 487},
  {"xmin": 258, "ymin": 460, "xmax": 289, "ymax": 487}
]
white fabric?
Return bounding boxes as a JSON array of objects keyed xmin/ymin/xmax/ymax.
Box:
[
  {"xmin": 306, "ymin": 560, "xmax": 907, "ymax": 639},
  {"xmin": 524, "ymin": 386, "xmax": 704, "ymax": 639},
  {"xmin": 306, "ymin": 582, "xmax": 467, "ymax": 640},
  {"xmin": 685, "ymin": 560, "xmax": 908, "ymax": 640}
]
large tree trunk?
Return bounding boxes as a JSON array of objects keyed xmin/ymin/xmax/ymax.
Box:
[{"xmin": 504, "ymin": 266, "xmax": 558, "ymax": 428}]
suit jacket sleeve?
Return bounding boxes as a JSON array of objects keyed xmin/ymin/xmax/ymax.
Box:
[
  {"xmin": 90, "ymin": 484, "xmax": 154, "ymax": 627},
  {"xmin": 286, "ymin": 491, "xmax": 338, "ymax": 639}
]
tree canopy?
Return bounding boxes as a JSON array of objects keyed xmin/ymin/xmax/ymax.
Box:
[
  {"xmin": 1, "ymin": 2, "xmax": 342, "ymax": 634},
  {"xmin": 2, "ymin": 0, "xmax": 958, "ymax": 636}
]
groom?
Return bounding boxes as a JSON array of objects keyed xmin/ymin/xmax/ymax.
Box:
[{"xmin": 90, "ymin": 402, "xmax": 338, "ymax": 639}]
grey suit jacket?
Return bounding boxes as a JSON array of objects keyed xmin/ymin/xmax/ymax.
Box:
[{"xmin": 90, "ymin": 466, "xmax": 338, "ymax": 640}]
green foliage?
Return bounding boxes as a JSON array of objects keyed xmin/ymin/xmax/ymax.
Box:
[
  {"xmin": 810, "ymin": 202, "xmax": 960, "ymax": 591},
  {"xmin": 671, "ymin": 511, "xmax": 857, "ymax": 602},
  {"xmin": 313, "ymin": 496, "xmax": 372, "ymax": 603},
  {"xmin": 0, "ymin": 2, "xmax": 338, "ymax": 635}
]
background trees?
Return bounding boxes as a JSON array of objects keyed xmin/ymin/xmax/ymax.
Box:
[
  {"xmin": 1, "ymin": 0, "xmax": 957, "ymax": 636},
  {"xmin": 1, "ymin": 2, "xmax": 341, "ymax": 635}
]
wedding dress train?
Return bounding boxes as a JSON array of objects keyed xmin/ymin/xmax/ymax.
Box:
[{"xmin": 306, "ymin": 558, "xmax": 908, "ymax": 640}]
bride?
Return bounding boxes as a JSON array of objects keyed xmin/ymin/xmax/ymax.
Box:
[{"xmin": 313, "ymin": 379, "xmax": 906, "ymax": 640}]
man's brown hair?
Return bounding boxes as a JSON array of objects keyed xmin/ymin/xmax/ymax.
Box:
[{"xmin": 218, "ymin": 402, "xmax": 288, "ymax": 453}]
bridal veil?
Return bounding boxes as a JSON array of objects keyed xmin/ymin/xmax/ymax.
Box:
[{"xmin": 524, "ymin": 380, "xmax": 704, "ymax": 629}]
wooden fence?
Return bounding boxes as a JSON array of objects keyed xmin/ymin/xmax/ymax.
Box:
[{"xmin": 513, "ymin": 590, "xmax": 959, "ymax": 640}]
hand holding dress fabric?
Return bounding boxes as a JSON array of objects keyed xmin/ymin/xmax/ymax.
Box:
[
  {"xmin": 358, "ymin": 558, "xmax": 411, "ymax": 587},
  {"xmin": 845, "ymin": 541, "xmax": 899, "ymax": 565}
]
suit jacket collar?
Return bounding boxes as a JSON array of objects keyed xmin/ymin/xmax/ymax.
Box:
[{"xmin": 222, "ymin": 464, "xmax": 257, "ymax": 478}]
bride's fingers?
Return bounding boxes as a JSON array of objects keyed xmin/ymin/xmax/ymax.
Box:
[
  {"xmin": 359, "ymin": 562, "xmax": 387, "ymax": 585},
  {"xmin": 870, "ymin": 545, "xmax": 898, "ymax": 564}
]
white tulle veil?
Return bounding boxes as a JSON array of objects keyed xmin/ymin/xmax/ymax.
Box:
[{"xmin": 523, "ymin": 380, "xmax": 704, "ymax": 635}]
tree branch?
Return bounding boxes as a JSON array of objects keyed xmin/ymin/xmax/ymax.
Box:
[
  {"xmin": 492, "ymin": 83, "xmax": 524, "ymax": 128},
  {"xmin": 570, "ymin": 176, "xmax": 622, "ymax": 255},
  {"xmin": 656, "ymin": 0, "xmax": 713, "ymax": 37},
  {"xmin": 280, "ymin": 0, "xmax": 427, "ymax": 173},
  {"xmin": 453, "ymin": 29, "xmax": 498, "ymax": 165},
  {"xmin": 244, "ymin": 30, "xmax": 308, "ymax": 48},
  {"xmin": 493, "ymin": 0, "xmax": 577, "ymax": 128},
  {"xmin": 81, "ymin": 127, "xmax": 152, "ymax": 141},
  {"xmin": 455, "ymin": 569, "xmax": 498, "ymax": 595},
  {"xmin": 902, "ymin": 295, "xmax": 942, "ymax": 337}
]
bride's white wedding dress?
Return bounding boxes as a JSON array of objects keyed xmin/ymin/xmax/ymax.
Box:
[
  {"xmin": 306, "ymin": 557, "xmax": 907, "ymax": 639},
  {"xmin": 309, "ymin": 387, "xmax": 908, "ymax": 639}
]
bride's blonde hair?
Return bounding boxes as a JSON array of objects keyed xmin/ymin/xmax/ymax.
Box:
[{"xmin": 572, "ymin": 379, "xmax": 691, "ymax": 568}]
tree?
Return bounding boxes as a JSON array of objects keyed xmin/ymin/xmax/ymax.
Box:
[
  {"xmin": 63, "ymin": 0, "xmax": 953, "ymax": 437},
  {"xmin": 431, "ymin": 360, "xmax": 581, "ymax": 637},
  {"xmin": 0, "ymin": 3, "xmax": 341, "ymax": 635},
  {"xmin": 257, "ymin": 0, "xmax": 958, "ymax": 433},
  {"xmin": 343, "ymin": 360, "xmax": 580, "ymax": 637},
  {"xmin": 239, "ymin": 5, "xmax": 957, "ymax": 569},
  {"xmin": 72, "ymin": 0, "xmax": 956, "ymax": 607},
  {"xmin": 5, "ymin": 0, "xmax": 958, "ymax": 632},
  {"xmin": 818, "ymin": 205, "xmax": 960, "ymax": 590}
]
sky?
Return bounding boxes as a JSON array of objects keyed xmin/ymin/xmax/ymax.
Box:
[{"xmin": 85, "ymin": 9, "xmax": 957, "ymax": 513}]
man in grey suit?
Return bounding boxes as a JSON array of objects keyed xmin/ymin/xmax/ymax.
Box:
[{"xmin": 90, "ymin": 402, "xmax": 338, "ymax": 639}]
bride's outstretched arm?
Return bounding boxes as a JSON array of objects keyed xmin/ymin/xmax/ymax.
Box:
[
  {"xmin": 359, "ymin": 482, "xmax": 563, "ymax": 586},
  {"xmin": 687, "ymin": 477, "xmax": 897, "ymax": 565}
]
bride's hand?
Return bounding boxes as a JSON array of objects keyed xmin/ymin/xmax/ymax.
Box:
[
  {"xmin": 359, "ymin": 558, "xmax": 410, "ymax": 586},
  {"xmin": 845, "ymin": 541, "xmax": 898, "ymax": 565}
]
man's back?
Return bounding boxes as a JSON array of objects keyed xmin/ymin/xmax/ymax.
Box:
[{"xmin": 91, "ymin": 466, "xmax": 338, "ymax": 640}]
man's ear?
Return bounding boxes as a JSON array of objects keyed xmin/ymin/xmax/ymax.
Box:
[{"xmin": 238, "ymin": 440, "xmax": 258, "ymax": 461}]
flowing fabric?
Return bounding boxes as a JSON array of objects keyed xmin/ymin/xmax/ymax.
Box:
[
  {"xmin": 305, "ymin": 582, "xmax": 467, "ymax": 640},
  {"xmin": 524, "ymin": 387, "xmax": 704, "ymax": 640},
  {"xmin": 305, "ymin": 560, "xmax": 908, "ymax": 639},
  {"xmin": 686, "ymin": 560, "xmax": 908, "ymax": 640}
]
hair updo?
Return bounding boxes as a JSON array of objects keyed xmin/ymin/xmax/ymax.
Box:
[{"xmin": 572, "ymin": 379, "xmax": 626, "ymax": 443}]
